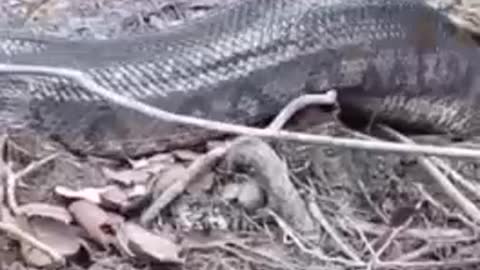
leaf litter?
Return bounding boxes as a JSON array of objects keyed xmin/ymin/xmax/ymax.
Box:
[{"xmin": 1, "ymin": 0, "xmax": 480, "ymax": 270}]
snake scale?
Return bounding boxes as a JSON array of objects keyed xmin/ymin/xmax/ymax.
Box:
[{"xmin": 0, "ymin": 0, "xmax": 479, "ymax": 158}]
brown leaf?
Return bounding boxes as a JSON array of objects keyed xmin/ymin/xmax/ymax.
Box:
[
  {"xmin": 102, "ymin": 167, "xmax": 151, "ymax": 186},
  {"xmin": 100, "ymin": 186, "xmax": 129, "ymax": 211},
  {"xmin": 118, "ymin": 222, "xmax": 183, "ymax": 264},
  {"xmin": 172, "ymin": 149, "xmax": 200, "ymax": 161},
  {"xmin": 125, "ymin": 184, "xmax": 148, "ymax": 198},
  {"xmin": 17, "ymin": 203, "xmax": 73, "ymax": 224},
  {"xmin": 54, "ymin": 185, "xmax": 115, "ymax": 204},
  {"xmin": 130, "ymin": 153, "xmax": 176, "ymax": 173},
  {"xmin": 68, "ymin": 200, "xmax": 121, "ymax": 248},
  {"xmin": 18, "ymin": 217, "xmax": 81, "ymax": 267}
]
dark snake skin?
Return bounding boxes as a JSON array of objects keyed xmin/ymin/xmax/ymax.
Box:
[{"xmin": 0, "ymin": 0, "xmax": 480, "ymax": 158}]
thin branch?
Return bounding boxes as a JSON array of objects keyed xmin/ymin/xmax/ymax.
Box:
[
  {"xmin": 380, "ymin": 126, "xmax": 480, "ymax": 224},
  {"xmin": 0, "ymin": 222, "xmax": 65, "ymax": 265},
  {"xmin": 266, "ymin": 91, "xmax": 337, "ymax": 130},
  {"xmin": 308, "ymin": 200, "xmax": 362, "ymax": 262},
  {"xmin": 267, "ymin": 209, "xmax": 364, "ymax": 267},
  {"xmin": 1, "ymin": 64, "xmax": 480, "ymax": 159},
  {"xmin": 141, "ymin": 92, "xmax": 331, "ymax": 226},
  {"xmin": 6, "ymin": 153, "xmax": 58, "ymax": 215},
  {"xmin": 430, "ymin": 157, "xmax": 480, "ymax": 200},
  {"xmin": 140, "ymin": 146, "xmax": 226, "ymax": 226}
]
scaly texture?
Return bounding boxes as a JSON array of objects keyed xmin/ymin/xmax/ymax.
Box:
[{"xmin": 1, "ymin": 0, "xmax": 480, "ymax": 158}]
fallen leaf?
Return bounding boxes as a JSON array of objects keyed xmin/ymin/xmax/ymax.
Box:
[
  {"xmin": 100, "ymin": 186, "xmax": 129, "ymax": 211},
  {"xmin": 172, "ymin": 149, "xmax": 200, "ymax": 161},
  {"xmin": 117, "ymin": 222, "xmax": 183, "ymax": 264},
  {"xmin": 17, "ymin": 203, "xmax": 72, "ymax": 224},
  {"xmin": 55, "ymin": 185, "xmax": 115, "ymax": 204},
  {"xmin": 18, "ymin": 217, "xmax": 81, "ymax": 267},
  {"xmin": 68, "ymin": 200, "xmax": 121, "ymax": 248},
  {"xmin": 125, "ymin": 184, "xmax": 148, "ymax": 198},
  {"xmin": 102, "ymin": 167, "xmax": 151, "ymax": 186},
  {"xmin": 130, "ymin": 153, "xmax": 175, "ymax": 173}
]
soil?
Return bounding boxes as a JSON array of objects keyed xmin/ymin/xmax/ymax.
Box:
[{"xmin": 1, "ymin": 1, "xmax": 480, "ymax": 270}]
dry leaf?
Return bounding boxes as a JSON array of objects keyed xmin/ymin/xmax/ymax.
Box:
[
  {"xmin": 68, "ymin": 200, "xmax": 120, "ymax": 248},
  {"xmin": 125, "ymin": 184, "xmax": 148, "ymax": 198},
  {"xmin": 118, "ymin": 222, "xmax": 183, "ymax": 264},
  {"xmin": 55, "ymin": 185, "xmax": 115, "ymax": 204},
  {"xmin": 18, "ymin": 217, "xmax": 81, "ymax": 267},
  {"xmin": 100, "ymin": 186, "xmax": 129, "ymax": 211},
  {"xmin": 130, "ymin": 153, "xmax": 175, "ymax": 170},
  {"xmin": 102, "ymin": 167, "xmax": 151, "ymax": 186},
  {"xmin": 172, "ymin": 149, "xmax": 200, "ymax": 161},
  {"xmin": 17, "ymin": 203, "xmax": 72, "ymax": 224}
]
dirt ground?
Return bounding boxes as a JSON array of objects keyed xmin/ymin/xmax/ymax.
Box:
[{"xmin": 2, "ymin": 0, "xmax": 480, "ymax": 270}]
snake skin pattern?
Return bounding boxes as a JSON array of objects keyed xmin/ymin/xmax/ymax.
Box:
[{"xmin": 0, "ymin": 0, "xmax": 480, "ymax": 158}]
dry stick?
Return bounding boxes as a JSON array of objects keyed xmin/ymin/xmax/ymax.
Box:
[
  {"xmin": 141, "ymin": 92, "xmax": 337, "ymax": 225},
  {"xmin": 6, "ymin": 153, "xmax": 58, "ymax": 215},
  {"xmin": 431, "ymin": 157, "xmax": 480, "ymax": 200},
  {"xmin": 394, "ymin": 244, "xmax": 433, "ymax": 262},
  {"xmin": 415, "ymin": 184, "xmax": 479, "ymax": 233},
  {"xmin": 372, "ymin": 202, "xmax": 423, "ymax": 262},
  {"xmin": 140, "ymin": 146, "xmax": 226, "ymax": 225},
  {"xmin": 267, "ymin": 209, "xmax": 364, "ymax": 267},
  {"xmin": 344, "ymin": 216, "xmax": 471, "ymax": 242},
  {"xmin": 0, "ymin": 222, "xmax": 64, "ymax": 264},
  {"xmin": 380, "ymin": 126, "xmax": 480, "ymax": 224},
  {"xmin": 2, "ymin": 64, "xmax": 480, "ymax": 159},
  {"xmin": 266, "ymin": 91, "xmax": 337, "ymax": 130},
  {"xmin": 308, "ymin": 201, "xmax": 362, "ymax": 262},
  {"xmin": 0, "ymin": 141, "xmax": 63, "ymax": 265}
]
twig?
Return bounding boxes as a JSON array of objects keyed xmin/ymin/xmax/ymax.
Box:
[
  {"xmin": 307, "ymin": 200, "xmax": 362, "ymax": 262},
  {"xmin": 416, "ymin": 184, "xmax": 478, "ymax": 232},
  {"xmin": 0, "ymin": 221, "xmax": 64, "ymax": 265},
  {"xmin": 5, "ymin": 153, "xmax": 58, "ymax": 215},
  {"xmin": 376, "ymin": 257, "xmax": 480, "ymax": 269},
  {"xmin": 226, "ymin": 137, "xmax": 315, "ymax": 232},
  {"xmin": 380, "ymin": 126, "xmax": 480, "ymax": 224},
  {"xmin": 394, "ymin": 244, "xmax": 433, "ymax": 262},
  {"xmin": 2, "ymin": 64, "xmax": 480, "ymax": 159},
  {"xmin": 266, "ymin": 91, "xmax": 337, "ymax": 130},
  {"xmin": 5, "ymin": 165, "xmax": 18, "ymax": 214},
  {"xmin": 268, "ymin": 209, "xmax": 363, "ymax": 267},
  {"xmin": 184, "ymin": 237, "xmax": 297, "ymax": 270},
  {"xmin": 430, "ymin": 157, "xmax": 480, "ymax": 200},
  {"xmin": 140, "ymin": 146, "xmax": 226, "ymax": 225},
  {"xmin": 141, "ymin": 93, "xmax": 332, "ymax": 226},
  {"xmin": 342, "ymin": 216, "xmax": 472, "ymax": 242}
]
